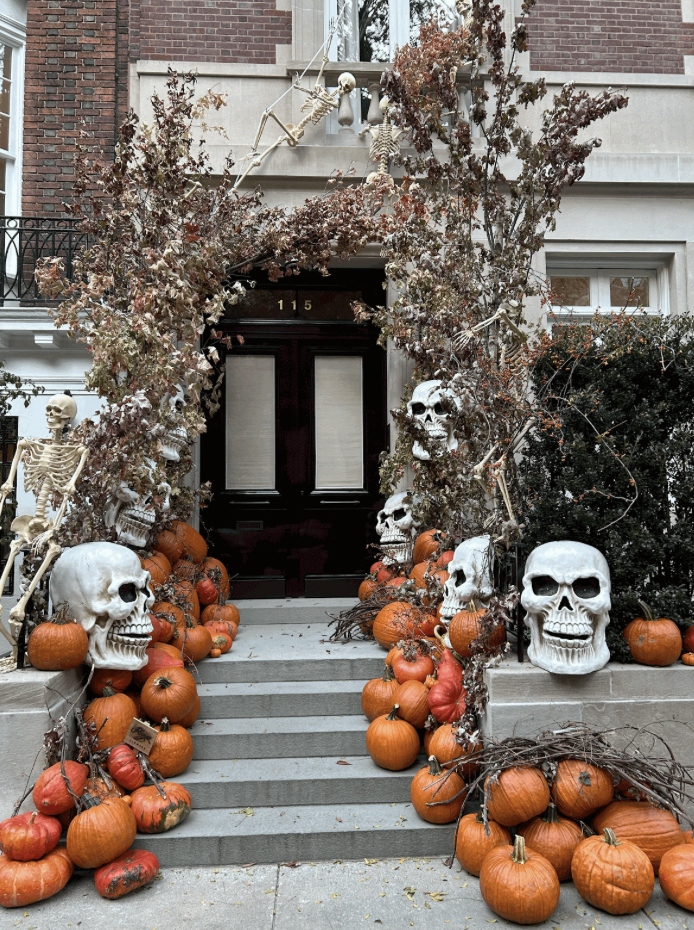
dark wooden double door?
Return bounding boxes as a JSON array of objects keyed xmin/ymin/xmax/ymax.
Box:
[{"xmin": 202, "ymin": 273, "xmax": 387, "ymax": 598}]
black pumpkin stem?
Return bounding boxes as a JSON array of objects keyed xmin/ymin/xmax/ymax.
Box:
[
  {"xmin": 160, "ymin": 717, "xmax": 171, "ymax": 732},
  {"xmin": 541, "ymin": 802, "xmax": 560, "ymax": 824},
  {"xmin": 382, "ymin": 665, "xmax": 395, "ymax": 682},
  {"xmin": 387, "ymin": 704, "xmax": 400, "ymax": 720},
  {"xmin": 427, "ymin": 755, "xmax": 443, "ymax": 777}
]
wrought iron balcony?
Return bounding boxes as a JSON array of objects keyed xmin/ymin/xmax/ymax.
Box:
[{"xmin": 0, "ymin": 216, "xmax": 87, "ymax": 306}]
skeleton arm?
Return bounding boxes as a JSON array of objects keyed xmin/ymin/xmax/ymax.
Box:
[{"xmin": 0, "ymin": 439, "xmax": 28, "ymax": 520}]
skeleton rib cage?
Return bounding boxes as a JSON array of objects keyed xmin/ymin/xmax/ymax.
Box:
[{"xmin": 20, "ymin": 439, "xmax": 84, "ymax": 495}]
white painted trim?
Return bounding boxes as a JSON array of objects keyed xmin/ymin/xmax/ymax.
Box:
[{"xmin": 682, "ymin": 0, "xmax": 694, "ymax": 23}]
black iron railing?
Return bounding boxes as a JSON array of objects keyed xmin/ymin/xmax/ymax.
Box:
[{"xmin": 0, "ymin": 216, "xmax": 87, "ymax": 305}]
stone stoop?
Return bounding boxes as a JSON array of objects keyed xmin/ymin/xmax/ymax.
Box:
[{"xmin": 138, "ymin": 601, "xmax": 457, "ymax": 867}]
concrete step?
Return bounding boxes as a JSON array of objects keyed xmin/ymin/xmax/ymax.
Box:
[
  {"xmin": 176, "ymin": 755, "xmax": 425, "ymax": 808},
  {"xmin": 198, "ymin": 680, "xmax": 364, "ymax": 719},
  {"xmin": 136, "ymin": 801, "xmax": 454, "ymax": 867},
  {"xmin": 232, "ymin": 598, "xmax": 357, "ymax": 625},
  {"xmin": 190, "ymin": 714, "xmax": 370, "ymax": 760},
  {"xmin": 196, "ymin": 624, "xmax": 385, "ymax": 684}
]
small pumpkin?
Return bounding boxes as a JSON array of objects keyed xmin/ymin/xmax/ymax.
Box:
[
  {"xmin": 83, "ymin": 687, "xmax": 136, "ymax": 750},
  {"xmin": 108, "ymin": 744, "xmax": 145, "ymax": 792},
  {"xmin": 365, "ymin": 705, "xmax": 420, "ymax": 771},
  {"xmin": 151, "ymin": 601, "xmax": 186, "ymax": 640},
  {"xmin": 95, "ymin": 848, "xmax": 160, "ymax": 899},
  {"xmin": 181, "ymin": 619, "xmax": 213, "ymax": 663},
  {"xmin": 33, "ymin": 761, "xmax": 88, "ymax": 815},
  {"xmin": 26, "ymin": 605, "xmax": 89, "ymax": 671},
  {"xmin": 176, "ymin": 694, "xmax": 201, "ymax": 728},
  {"xmin": 658, "ymin": 843, "xmax": 694, "ymax": 911},
  {"xmin": 140, "ymin": 551, "xmax": 171, "ymax": 587},
  {"xmin": 479, "ymin": 834, "xmax": 560, "ymax": 925},
  {"xmin": 516, "ymin": 802, "xmax": 584, "ymax": 881},
  {"xmin": 140, "ymin": 666, "xmax": 197, "ymax": 724},
  {"xmin": 170, "ymin": 520, "xmax": 208, "ymax": 564},
  {"xmin": 681, "ymin": 652, "xmax": 694, "ymax": 666},
  {"xmin": 88, "ymin": 668, "xmax": 133, "ymax": 697},
  {"xmin": 148, "ymin": 718, "xmax": 194, "ymax": 778},
  {"xmin": 622, "ymin": 599, "xmax": 683, "ymax": 667},
  {"xmin": 392, "ymin": 650, "xmax": 435, "ymax": 684},
  {"xmin": 455, "ymin": 812, "xmax": 511, "ymax": 877},
  {"xmin": 203, "ymin": 619, "xmax": 237, "ymax": 643},
  {"xmin": 130, "ymin": 782, "xmax": 192, "ymax": 833},
  {"xmin": 485, "ymin": 766, "xmax": 551, "ymax": 827},
  {"xmin": 154, "ymin": 529, "xmax": 184, "ymax": 565},
  {"xmin": 410, "ymin": 755, "xmax": 466, "ymax": 824},
  {"xmin": 572, "ymin": 828, "xmax": 655, "ymax": 915},
  {"xmin": 428, "ymin": 724, "xmax": 480, "ymax": 777},
  {"xmin": 413, "ymin": 529, "xmax": 446, "ymax": 564},
  {"xmin": 200, "ymin": 602, "xmax": 240, "ymax": 628},
  {"xmin": 592, "ymin": 799, "xmax": 685, "ymax": 874},
  {"xmin": 552, "ymin": 758, "xmax": 614, "ymax": 820},
  {"xmin": 66, "ymin": 795, "xmax": 137, "ymax": 869},
  {"xmin": 195, "ymin": 556, "xmax": 230, "ymax": 605},
  {"xmin": 393, "ymin": 679, "xmax": 430, "ymax": 728},
  {"xmin": 358, "ymin": 578, "xmax": 378, "ymax": 601},
  {"xmin": 84, "ymin": 766, "xmax": 123, "ymax": 801},
  {"xmin": 211, "ymin": 634, "xmax": 232, "ymax": 654},
  {"xmin": 361, "ymin": 665, "xmax": 400, "ymax": 722},
  {"xmin": 0, "ymin": 846, "xmax": 73, "ymax": 907},
  {"xmin": 0, "ymin": 811, "xmax": 61, "ymax": 862},
  {"xmin": 427, "ymin": 676, "xmax": 466, "ymax": 724},
  {"xmin": 449, "ymin": 604, "xmax": 506, "ymax": 658}
]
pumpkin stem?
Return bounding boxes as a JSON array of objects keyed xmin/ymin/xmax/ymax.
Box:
[
  {"xmin": 382, "ymin": 665, "xmax": 396, "ymax": 682},
  {"xmin": 511, "ymin": 834, "xmax": 528, "ymax": 864},
  {"xmin": 160, "ymin": 717, "xmax": 171, "ymax": 732},
  {"xmin": 541, "ymin": 802, "xmax": 560, "ymax": 824},
  {"xmin": 80, "ymin": 792, "xmax": 103, "ymax": 810},
  {"xmin": 427, "ymin": 755, "xmax": 443, "ymax": 776},
  {"xmin": 101, "ymin": 685, "xmax": 117, "ymax": 698},
  {"xmin": 28, "ymin": 812, "xmax": 37, "ymax": 825},
  {"xmin": 387, "ymin": 704, "xmax": 400, "ymax": 720},
  {"xmin": 637, "ymin": 599, "xmax": 654, "ymax": 623},
  {"xmin": 603, "ymin": 828, "xmax": 620, "ymax": 846},
  {"xmin": 154, "ymin": 676, "xmax": 173, "ymax": 690}
]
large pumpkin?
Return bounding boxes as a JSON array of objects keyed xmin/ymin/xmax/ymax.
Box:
[
  {"xmin": 130, "ymin": 782, "xmax": 192, "ymax": 833},
  {"xmin": 66, "ymin": 795, "xmax": 137, "ymax": 869},
  {"xmin": 392, "ymin": 650, "xmax": 434, "ymax": 684},
  {"xmin": 361, "ymin": 665, "xmax": 400, "ymax": 722},
  {"xmin": 571, "ymin": 828, "xmax": 655, "ymax": 915},
  {"xmin": 140, "ymin": 552, "xmax": 171, "ymax": 587},
  {"xmin": 33, "ymin": 761, "xmax": 88, "ymax": 815},
  {"xmin": 592, "ymin": 799, "xmax": 685, "ymax": 874},
  {"xmin": 88, "ymin": 668, "xmax": 133, "ymax": 697},
  {"xmin": 27, "ymin": 610, "xmax": 89, "ymax": 671},
  {"xmin": 365, "ymin": 705, "xmax": 420, "ymax": 771},
  {"xmin": 0, "ymin": 846, "xmax": 73, "ymax": 908},
  {"xmin": 181, "ymin": 620, "xmax": 213, "ymax": 663},
  {"xmin": 170, "ymin": 520, "xmax": 208, "ymax": 564},
  {"xmin": 479, "ymin": 835, "xmax": 560, "ymax": 925},
  {"xmin": 516, "ymin": 803, "xmax": 584, "ymax": 881},
  {"xmin": 485, "ymin": 767, "xmax": 551, "ymax": 827},
  {"xmin": 622, "ymin": 600, "xmax": 683, "ymax": 667},
  {"xmin": 658, "ymin": 843, "xmax": 694, "ymax": 911},
  {"xmin": 552, "ymin": 758, "xmax": 614, "ymax": 820},
  {"xmin": 83, "ymin": 687, "xmax": 136, "ymax": 750},
  {"xmin": 108, "ymin": 744, "xmax": 145, "ymax": 792},
  {"xmin": 155, "ymin": 529, "xmax": 185, "ymax": 564},
  {"xmin": 0, "ymin": 811, "xmax": 61, "ymax": 862},
  {"xmin": 148, "ymin": 718, "xmax": 194, "ymax": 778},
  {"xmin": 448, "ymin": 605, "xmax": 506, "ymax": 658},
  {"xmin": 393, "ymin": 679, "xmax": 430, "ymax": 728},
  {"xmin": 95, "ymin": 848, "xmax": 160, "ymax": 899},
  {"xmin": 455, "ymin": 812, "xmax": 511, "ymax": 876},
  {"xmin": 428, "ymin": 724, "xmax": 480, "ymax": 777},
  {"xmin": 140, "ymin": 667, "xmax": 197, "ymax": 723},
  {"xmin": 413, "ymin": 529, "xmax": 446, "ymax": 564},
  {"xmin": 372, "ymin": 602, "xmax": 426, "ymax": 649},
  {"xmin": 427, "ymin": 676, "xmax": 466, "ymax": 724},
  {"xmin": 132, "ymin": 647, "xmax": 184, "ymax": 688},
  {"xmin": 410, "ymin": 755, "xmax": 466, "ymax": 824}
]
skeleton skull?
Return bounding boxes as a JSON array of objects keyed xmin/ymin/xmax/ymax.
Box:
[
  {"xmin": 337, "ymin": 72, "xmax": 356, "ymax": 95},
  {"xmin": 158, "ymin": 386, "xmax": 189, "ymax": 463},
  {"xmin": 50, "ymin": 541, "xmax": 154, "ymax": 670},
  {"xmin": 521, "ymin": 540, "xmax": 611, "ymax": 675},
  {"xmin": 407, "ymin": 380, "xmax": 461, "ymax": 461},
  {"xmin": 440, "ymin": 535, "xmax": 494, "ymax": 623},
  {"xmin": 104, "ymin": 462, "xmax": 171, "ymax": 549},
  {"xmin": 376, "ymin": 491, "xmax": 419, "ymax": 565},
  {"xmin": 45, "ymin": 394, "xmax": 78, "ymax": 432}
]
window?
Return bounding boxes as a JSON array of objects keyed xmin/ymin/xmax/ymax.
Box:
[
  {"xmin": 0, "ymin": 21, "xmax": 25, "ymax": 217},
  {"xmin": 547, "ymin": 265, "xmax": 667, "ymax": 318}
]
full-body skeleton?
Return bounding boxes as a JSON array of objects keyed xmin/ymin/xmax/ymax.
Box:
[{"xmin": 0, "ymin": 394, "xmax": 89, "ymax": 651}]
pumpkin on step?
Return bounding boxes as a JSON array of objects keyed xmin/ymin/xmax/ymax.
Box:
[
  {"xmin": 485, "ymin": 766, "xmax": 550, "ymax": 827},
  {"xmin": 32, "ymin": 761, "xmax": 88, "ymax": 815},
  {"xmin": 552, "ymin": 758, "xmax": 614, "ymax": 819},
  {"xmin": 361, "ymin": 665, "xmax": 400, "ymax": 722},
  {"xmin": 170, "ymin": 520, "xmax": 208, "ymax": 564},
  {"xmin": 140, "ymin": 667, "xmax": 197, "ymax": 724},
  {"xmin": 130, "ymin": 782, "xmax": 192, "ymax": 833},
  {"xmin": 658, "ymin": 843, "xmax": 694, "ymax": 911},
  {"xmin": 147, "ymin": 718, "xmax": 194, "ymax": 778},
  {"xmin": 180, "ymin": 619, "xmax": 212, "ymax": 663},
  {"xmin": 108, "ymin": 744, "xmax": 145, "ymax": 792},
  {"xmin": 480, "ymin": 835, "xmax": 560, "ymax": 925},
  {"xmin": 26, "ymin": 605, "xmax": 89, "ymax": 671},
  {"xmin": 66, "ymin": 795, "xmax": 137, "ymax": 869},
  {"xmin": 83, "ymin": 687, "xmax": 137, "ymax": 750},
  {"xmin": 410, "ymin": 755, "xmax": 466, "ymax": 824},
  {"xmin": 516, "ymin": 803, "xmax": 584, "ymax": 881},
  {"xmin": 622, "ymin": 600, "xmax": 682, "ymax": 667},
  {"xmin": 176, "ymin": 694, "xmax": 201, "ymax": 729},
  {"xmin": 140, "ymin": 552, "xmax": 171, "ymax": 587},
  {"xmin": 88, "ymin": 668, "xmax": 133, "ymax": 697},
  {"xmin": 0, "ymin": 846, "xmax": 74, "ymax": 908},
  {"xmin": 592, "ymin": 799, "xmax": 685, "ymax": 874},
  {"xmin": 455, "ymin": 812, "xmax": 511, "ymax": 876},
  {"xmin": 365, "ymin": 705, "xmax": 420, "ymax": 771},
  {"xmin": 394, "ymin": 679, "xmax": 430, "ymax": 728}
]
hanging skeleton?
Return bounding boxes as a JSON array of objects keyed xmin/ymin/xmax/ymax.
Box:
[
  {"xmin": 359, "ymin": 97, "xmax": 404, "ymax": 185},
  {"xmin": 0, "ymin": 394, "xmax": 89, "ymax": 651}
]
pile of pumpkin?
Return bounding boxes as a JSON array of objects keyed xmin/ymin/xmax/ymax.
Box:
[{"xmin": 358, "ymin": 529, "xmax": 454, "ymax": 606}]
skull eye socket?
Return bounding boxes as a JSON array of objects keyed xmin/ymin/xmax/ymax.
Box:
[
  {"xmin": 433, "ymin": 402, "xmax": 444, "ymax": 415},
  {"xmin": 454, "ymin": 569, "xmax": 467, "ymax": 586},
  {"xmin": 572, "ymin": 576, "xmax": 600, "ymax": 599},
  {"xmin": 392, "ymin": 508, "xmax": 407, "ymax": 521},
  {"xmin": 119, "ymin": 583, "xmax": 138, "ymax": 603},
  {"xmin": 410, "ymin": 402, "xmax": 426, "ymax": 415},
  {"xmin": 377, "ymin": 511, "xmax": 386, "ymax": 524},
  {"xmin": 531, "ymin": 575, "xmax": 559, "ymax": 597}
]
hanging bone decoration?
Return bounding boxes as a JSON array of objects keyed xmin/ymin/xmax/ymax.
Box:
[
  {"xmin": 454, "ymin": 300, "xmax": 527, "ymax": 364},
  {"xmin": 407, "ymin": 379, "xmax": 462, "ymax": 461},
  {"xmin": 440, "ymin": 535, "xmax": 494, "ymax": 624},
  {"xmin": 104, "ymin": 459, "xmax": 171, "ymax": 549},
  {"xmin": 521, "ymin": 540, "xmax": 612, "ymax": 675},
  {"xmin": 359, "ymin": 97, "xmax": 403, "ymax": 185},
  {"xmin": 50, "ymin": 541, "xmax": 154, "ymax": 670},
  {"xmin": 0, "ymin": 394, "xmax": 89, "ymax": 651},
  {"xmin": 376, "ymin": 491, "xmax": 420, "ymax": 565}
]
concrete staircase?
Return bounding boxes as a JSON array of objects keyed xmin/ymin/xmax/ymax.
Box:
[{"xmin": 137, "ymin": 599, "xmax": 456, "ymax": 866}]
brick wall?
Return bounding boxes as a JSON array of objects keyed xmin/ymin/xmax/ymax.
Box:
[
  {"xmin": 23, "ymin": 0, "xmax": 127, "ymax": 216},
  {"xmin": 527, "ymin": 0, "xmax": 694, "ymax": 74},
  {"xmin": 132, "ymin": 0, "xmax": 291, "ymax": 64}
]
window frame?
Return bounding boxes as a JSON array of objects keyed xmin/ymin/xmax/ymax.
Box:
[
  {"xmin": 0, "ymin": 14, "xmax": 25, "ymax": 218},
  {"xmin": 546, "ymin": 260, "xmax": 670, "ymax": 320}
]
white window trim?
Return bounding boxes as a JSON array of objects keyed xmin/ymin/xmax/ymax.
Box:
[
  {"xmin": 546, "ymin": 260, "xmax": 670, "ymax": 320},
  {"xmin": 0, "ymin": 12, "xmax": 26, "ymax": 218}
]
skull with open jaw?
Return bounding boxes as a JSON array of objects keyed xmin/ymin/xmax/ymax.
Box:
[
  {"xmin": 375, "ymin": 491, "xmax": 419, "ymax": 565},
  {"xmin": 440, "ymin": 535, "xmax": 494, "ymax": 624},
  {"xmin": 521, "ymin": 540, "xmax": 611, "ymax": 675}
]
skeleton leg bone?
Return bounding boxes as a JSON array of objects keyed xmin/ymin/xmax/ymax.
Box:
[
  {"xmin": 0, "ymin": 538, "xmax": 23, "ymax": 645},
  {"xmin": 8, "ymin": 541, "xmax": 62, "ymax": 657}
]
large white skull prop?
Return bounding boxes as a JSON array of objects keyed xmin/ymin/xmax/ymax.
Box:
[
  {"xmin": 521, "ymin": 541, "xmax": 611, "ymax": 675},
  {"xmin": 104, "ymin": 462, "xmax": 171, "ymax": 549},
  {"xmin": 376, "ymin": 491, "xmax": 419, "ymax": 564},
  {"xmin": 45, "ymin": 394, "xmax": 78, "ymax": 432},
  {"xmin": 440, "ymin": 535, "xmax": 494, "ymax": 623},
  {"xmin": 406, "ymin": 380, "xmax": 461, "ymax": 461},
  {"xmin": 50, "ymin": 542, "xmax": 154, "ymax": 670}
]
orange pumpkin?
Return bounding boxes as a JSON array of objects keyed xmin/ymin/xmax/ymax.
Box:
[
  {"xmin": 195, "ymin": 556, "xmax": 230, "ymax": 605},
  {"xmin": 140, "ymin": 551, "xmax": 171, "ymax": 587},
  {"xmin": 211, "ymin": 632, "xmax": 232, "ymax": 655},
  {"xmin": 358, "ymin": 578, "xmax": 378, "ymax": 601},
  {"xmin": 552, "ymin": 758, "xmax": 614, "ymax": 820},
  {"xmin": 479, "ymin": 835, "xmax": 560, "ymax": 925},
  {"xmin": 154, "ymin": 529, "xmax": 184, "ymax": 565},
  {"xmin": 0, "ymin": 846, "xmax": 73, "ymax": 907},
  {"xmin": 0, "ymin": 811, "xmax": 61, "ymax": 862},
  {"xmin": 32, "ymin": 761, "xmax": 89, "ymax": 815},
  {"xmin": 108, "ymin": 744, "xmax": 145, "ymax": 792},
  {"xmin": 391, "ymin": 650, "xmax": 435, "ymax": 684},
  {"xmin": 592, "ymin": 800, "xmax": 685, "ymax": 874},
  {"xmin": 27, "ymin": 607, "xmax": 89, "ymax": 671},
  {"xmin": 66, "ymin": 795, "xmax": 137, "ymax": 869},
  {"xmin": 365, "ymin": 705, "xmax": 420, "ymax": 771},
  {"xmin": 393, "ymin": 679, "xmax": 430, "ymax": 728},
  {"xmin": 373, "ymin": 602, "xmax": 426, "ymax": 649},
  {"xmin": 170, "ymin": 520, "xmax": 208, "ymax": 564},
  {"xmin": 203, "ymin": 618, "xmax": 237, "ymax": 642},
  {"xmin": 176, "ymin": 694, "xmax": 201, "ymax": 728},
  {"xmin": 413, "ymin": 529, "xmax": 446, "ymax": 564},
  {"xmin": 169, "ymin": 580, "xmax": 201, "ymax": 622},
  {"xmin": 681, "ymin": 652, "xmax": 694, "ymax": 666},
  {"xmin": 201, "ymin": 602, "xmax": 240, "ymax": 627},
  {"xmin": 94, "ymin": 848, "xmax": 160, "ymax": 899},
  {"xmin": 571, "ymin": 828, "xmax": 655, "ymax": 915},
  {"xmin": 361, "ymin": 665, "xmax": 400, "ymax": 722},
  {"xmin": 88, "ymin": 668, "xmax": 133, "ymax": 696},
  {"xmin": 449, "ymin": 605, "xmax": 506, "ymax": 658},
  {"xmin": 622, "ymin": 600, "xmax": 683, "ymax": 667},
  {"xmin": 132, "ymin": 647, "xmax": 185, "ymax": 688},
  {"xmin": 130, "ymin": 782, "xmax": 192, "ymax": 833},
  {"xmin": 83, "ymin": 687, "xmax": 136, "ymax": 750},
  {"xmin": 428, "ymin": 724, "xmax": 480, "ymax": 776},
  {"xmin": 516, "ymin": 803, "xmax": 584, "ymax": 881},
  {"xmin": 410, "ymin": 755, "xmax": 466, "ymax": 824},
  {"xmin": 485, "ymin": 766, "xmax": 551, "ymax": 827},
  {"xmin": 181, "ymin": 620, "xmax": 213, "ymax": 663},
  {"xmin": 148, "ymin": 718, "xmax": 194, "ymax": 778},
  {"xmin": 659, "ymin": 843, "xmax": 694, "ymax": 911},
  {"xmin": 455, "ymin": 812, "xmax": 511, "ymax": 876},
  {"xmin": 140, "ymin": 666, "xmax": 197, "ymax": 724}
]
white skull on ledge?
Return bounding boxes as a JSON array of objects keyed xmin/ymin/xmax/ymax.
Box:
[
  {"xmin": 407, "ymin": 380, "xmax": 461, "ymax": 461},
  {"xmin": 440, "ymin": 535, "xmax": 494, "ymax": 624},
  {"xmin": 376, "ymin": 491, "xmax": 419, "ymax": 565},
  {"xmin": 521, "ymin": 540, "xmax": 611, "ymax": 675},
  {"xmin": 50, "ymin": 541, "xmax": 154, "ymax": 670}
]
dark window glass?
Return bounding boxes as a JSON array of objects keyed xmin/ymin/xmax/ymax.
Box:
[{"xmin": 550, "ymin": 276, "xmax": 591, "ymax": 307}]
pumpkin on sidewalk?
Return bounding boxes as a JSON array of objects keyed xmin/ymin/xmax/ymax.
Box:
[
  {"xmin": 95, "ymin": 848, "xmax": 160, "ymax": 899},
  {"xmin": 0, "ymin": 846, "xmax": 74, "ymax": 908}
]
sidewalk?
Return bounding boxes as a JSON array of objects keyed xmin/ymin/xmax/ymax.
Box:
[{"xmin": 9, "ymin": 856, "xmax": 690, "ymax": 930}]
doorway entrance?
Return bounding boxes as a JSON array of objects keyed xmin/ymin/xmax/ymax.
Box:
[{"xmin": 202, "ymin": 270, "xmax": 387, "ymax": 598}]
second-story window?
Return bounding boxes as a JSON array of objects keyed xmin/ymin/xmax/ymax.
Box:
[{"xmin": 0, "ymin": 27, "xmax": 24, "ymax": 218}]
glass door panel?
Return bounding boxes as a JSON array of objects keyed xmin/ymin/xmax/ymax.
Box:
[{"xmin": 314, "ymin": 356, "xmax": 363, "ymax": 490}]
